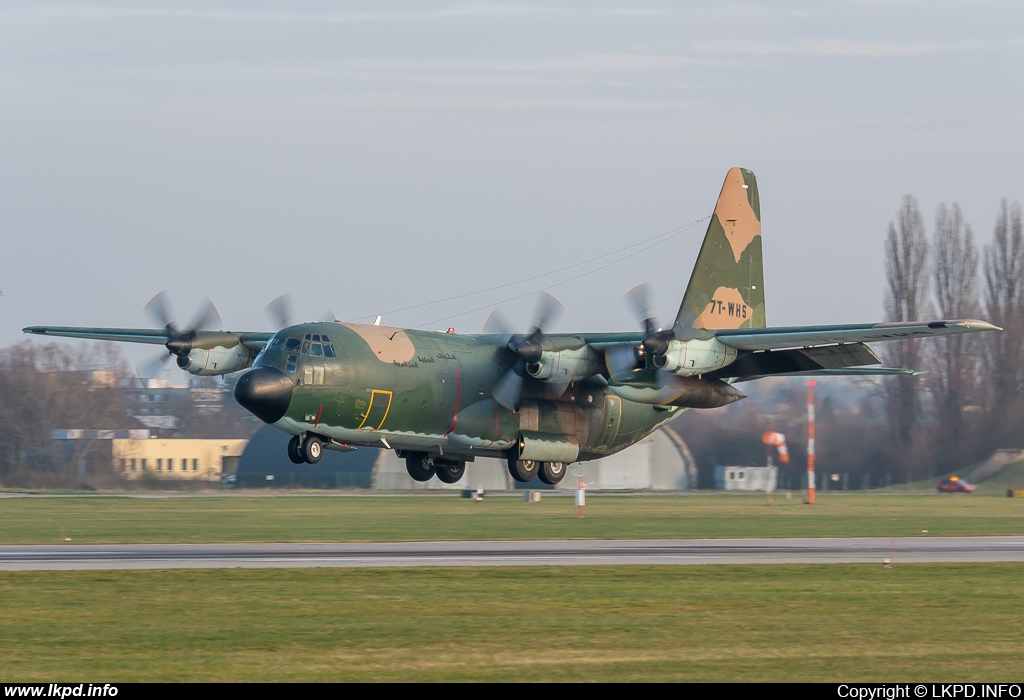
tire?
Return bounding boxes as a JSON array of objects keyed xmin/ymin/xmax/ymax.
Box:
[
  {"xmin": 405, "ymin": 453, "xmax": 434, "ymax": 482},
  {"xmin": 287, "ymin": 435, "xmax": 304, "ymax": 464},
  {"xmin": 304, "ymin": 437, "xmax": 323, "ymax": 464},
  {"xmin": 436, "ymin": 461, "xmax": 466, "ymax": 484},
  {"xmin": 507, "ymin": 458, "xmax": 538, "ymax": 482},
  {"xmin": 537, "ymin": 461, "xmax": 567, "ymax": 486}
]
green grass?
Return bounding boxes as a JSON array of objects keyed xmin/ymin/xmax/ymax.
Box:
[
  {"xmin": 2, "ymin": 564, "xmax": 1023, "ymax": 681},
  {"xmin": 973, "ymin": 461, "xmax": 1024, "ymax": 495},
  {"xmin": 1, "ymin": 492, "xmax": 1023, "ymax": 544}
]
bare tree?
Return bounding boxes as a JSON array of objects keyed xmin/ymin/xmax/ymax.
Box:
[
  {"xmin": 982, "ymin": 199, "xmax": 1024, "ymax": 445},
  {"xmin": 0, "ymin": 341, "xmax": 134, "ymax": 485},
  {"xmin": 928, "ymin": 202, "xmax": 980, "ymax": 470},
  {"xmin": 883, "ymin": 196, "xmax": 930, "ymax": 460}
]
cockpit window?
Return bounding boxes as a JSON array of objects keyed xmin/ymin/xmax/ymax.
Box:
[{"xmin": 291, "ymin": 331, "xmax": 337, "ymax": 358}]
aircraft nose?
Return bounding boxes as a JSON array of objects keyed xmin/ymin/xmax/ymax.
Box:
[{"xmin": 234, "ymin": 367, "xmax": 293, "ymax": 424}]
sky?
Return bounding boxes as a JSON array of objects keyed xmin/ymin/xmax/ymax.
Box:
[{"xmin": 2, "ymin": 1, "xmax": 1022, "ymax": 369}]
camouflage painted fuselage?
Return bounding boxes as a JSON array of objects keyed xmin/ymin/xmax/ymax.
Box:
[{"xmin": 251, "ymin": 322, "xmax": 679, "ymax": 462}]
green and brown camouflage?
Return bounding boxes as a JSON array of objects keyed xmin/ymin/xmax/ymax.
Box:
[
  {"xmin": 23, "ymin": 167, "xmax": 1001, "ymax": 484},
  {"xmin": 252, "ymin": 322, "xmax": 680, "ymax": 464},
  {"xmin": 676, "ymin": 167, "xmax": 765, "ymax": 332}
]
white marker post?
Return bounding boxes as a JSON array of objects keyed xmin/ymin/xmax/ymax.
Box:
[
  {"xmin": 806, "ymin": 381, "xmax": 816, "ymax": 505},
  {"xmin": 576, "ymin": 477, "xmax": 586, "ymax": 519}
]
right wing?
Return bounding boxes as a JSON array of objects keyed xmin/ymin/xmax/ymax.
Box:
[{"xmin": 23, "ymin": 326, "xmax": 275, "ymax": 350}]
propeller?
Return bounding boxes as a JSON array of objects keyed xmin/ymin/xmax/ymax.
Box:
[
  {"xmin": 265, "ymin": 294, "xmax": 294, "ymax": 330},
  {"xmin": 608, "ymin": 283, "xmax": 674, "ymax": 379},
  {"xmin": 489, "ymin": 293, "xmax": 564, "ymax": 411},
  {"xmin": 136, "ymin": 292, "xmax": 222, "ymax": 379},
  {"xmin": 266, "ymin": 293, "xmax": 338, "ymax": 328}
]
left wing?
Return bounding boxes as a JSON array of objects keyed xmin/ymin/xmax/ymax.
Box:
[{"xmin": 713, "ymin": 320, "xmax": 999, "ymax": 351}]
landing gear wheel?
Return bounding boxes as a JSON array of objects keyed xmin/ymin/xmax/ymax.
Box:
[
  {"xmin": 537, "ymin": 461, "xmax": 567, "ymax": 486},
  {"xmin": 287, "ymin": 435, "xmax": 304, "ymax": 464},
  {"xmin": 405, "ymin": 453, "xmax": 434, "ymax": 482},
  {"xmin": 508, "ymin": 458, "xmax": 538, "ymax": 482},
  {"xmin": 304, "ymin": 437, "xmax": 323, "ymax": 464},
  {"xmin": 436, "ymin": 461, "xmax": 466, "ymax": 484}
]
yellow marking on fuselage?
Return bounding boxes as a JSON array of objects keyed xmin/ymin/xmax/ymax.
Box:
[{"xmin": 357, "ymin": 390, "xmax": 393, "ymax": 431}]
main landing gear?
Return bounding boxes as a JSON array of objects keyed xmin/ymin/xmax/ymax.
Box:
[
  {"xmin": 403, "ymin": 452, "xmax": 467, "ymax": 484},
  {"xmin": 507, "ymin": 457, "xmax": 567, "ymax": 485},
  {"xmin": 288, "ymin": 434, "xmax": 324, "ymax": 465}
]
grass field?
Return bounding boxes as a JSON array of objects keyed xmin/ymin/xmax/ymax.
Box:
[
  {"xmin": 2, "ymin": 563, "xmax": 1023, "ymax": 682},
  {"xmin": 1, "ymin": 492, "xmax": 1022, "ymax": 544}
]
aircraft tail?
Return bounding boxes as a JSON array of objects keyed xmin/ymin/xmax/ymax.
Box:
[{"xmin": 675, "ymin": 168, "xmax": 765, "ymax": 331}]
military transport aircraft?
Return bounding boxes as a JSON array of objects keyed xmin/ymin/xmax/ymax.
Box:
[{"xmin": 24, "ymin": 168, "xmax": 1000, "ymax": 486}]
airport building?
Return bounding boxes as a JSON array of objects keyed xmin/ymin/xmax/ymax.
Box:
[
  {"xmin": 51, "ymin": 429, "xmax": 248, "ymax": 481},
  {"xmin": 714, "ymin": 465, "xmax": 777, "ymax": 491}
]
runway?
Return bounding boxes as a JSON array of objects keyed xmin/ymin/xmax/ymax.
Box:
[{"xmin": 2, "ymin": 536, "xmax": 1024, "ymax": 570}]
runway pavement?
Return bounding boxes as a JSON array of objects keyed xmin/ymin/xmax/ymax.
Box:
[{"xmin": 2, "ymin": 536, "xmax": 1024, "ymax": 570}]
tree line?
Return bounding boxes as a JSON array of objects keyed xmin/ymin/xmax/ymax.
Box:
[{"xmin": 883, "ymin": 196, "xmax": 1023, "ymax": 478}]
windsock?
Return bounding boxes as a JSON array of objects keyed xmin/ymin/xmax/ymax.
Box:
[{"xmin": 762, "ymin": 431, "xmax": 790, "ymax": 463}]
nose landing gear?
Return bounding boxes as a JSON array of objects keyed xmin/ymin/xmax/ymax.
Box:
[{"xmin": 287, "ymin": 434, "xmax": 324, "ymax": 464}]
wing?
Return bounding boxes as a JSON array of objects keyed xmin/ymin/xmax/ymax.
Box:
[
  {"xmin": 713, "ymin": 320, "xmax": 1000, "ymax": 351},
  {"xmin": 23, "ymin": 326, "xmax": 275, "ymax": 350},
  {"xmin": 23, "ymin": 326, "xmax": 172, "ymax": 344},
  {"xmin": 732, "ymin": 367, "xmax": 921, "ymax": 383}
]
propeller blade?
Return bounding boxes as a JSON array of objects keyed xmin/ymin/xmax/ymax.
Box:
[
  {"xmin": 186, "ymin": 298, "xmax": 222, "ymax": 332},
  {"xmin": 625, "ymin": 283, "xmax": 658, "ymax": 337},
  {"xmin": 483, "ymin": 309, "xmax": 515, "ymax": 347},
  {"xmin": 266, "ymin": 294, "xmax": 294, "ymax": 329},
  {"xmin": 530, "ymin": 292, "xmax": 563, "ymax": 336},
  {"xmin": 144, "ymin": 291, "xmax": 176, "ymax": 331},
  {"xmin": 492, "ymin": 367, "xmax": 525, "ymax": 412},
  {"xmin": 319, "ymin": 309, "xmax": 338, "ymax": 324},
  {"xmin": 136, "ymin": 351, "xmax": 173, "ymax": 380}
]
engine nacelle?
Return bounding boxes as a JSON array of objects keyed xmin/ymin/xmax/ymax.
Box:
[
  {"xmin": 524, "ymin": 346, "xmax": 603, "ymax": 384},
  {"xmin": 654, "ymin": 338, "xmax": 737, "ymax": 376},
  {"xmin": 177, "ymin": 345, "xmax": 258, "ymax": 376}
]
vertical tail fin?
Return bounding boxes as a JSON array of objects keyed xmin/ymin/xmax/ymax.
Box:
[{"xmin": 675, "ymin": 167, "xmax": 765, "ymax": 331}]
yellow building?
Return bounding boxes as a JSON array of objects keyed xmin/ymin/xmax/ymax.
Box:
[{"xmin": 113, "ymin": 439, "xmax": 248, "ymax": 481}]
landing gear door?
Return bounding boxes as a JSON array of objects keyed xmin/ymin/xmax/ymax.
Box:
[{"xmin": 596, "ymin": 395, "xmax": 622, "ymax": 448}]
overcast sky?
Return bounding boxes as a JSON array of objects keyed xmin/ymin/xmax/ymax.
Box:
[{"xmin": 2, "ymin": 1, "xmax": 1022, "ymax": 364}]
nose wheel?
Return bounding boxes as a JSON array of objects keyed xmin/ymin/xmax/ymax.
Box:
[{"xmin": 288, "ymin": 434, "xmax": 324, "ymax": 465}]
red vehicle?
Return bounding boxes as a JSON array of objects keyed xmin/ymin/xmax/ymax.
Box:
[{"xmin": 937, "ymin": 476, "xmax": 975, "ymax": 493}]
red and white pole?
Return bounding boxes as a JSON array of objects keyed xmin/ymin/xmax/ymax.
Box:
[
  {"xmin": 806, "ymin": 380, "xmax": 816, "ymax": 505},
  {"xmin": 576, "ymin": 477, "xmax": 586, "ymax": 519}
]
